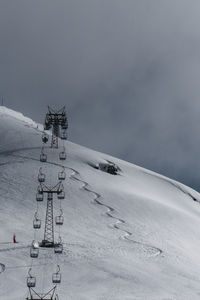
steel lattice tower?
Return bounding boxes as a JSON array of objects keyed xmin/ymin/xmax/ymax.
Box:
[
  {"xmin": 43, "ymin": 192, "xmax": 54, "ymax": 246},
  {"xmin": 44, "ymin": 106, "xmax": 68, "ymax": 148},
  {"xmin": 52, "ymin": 124, "xmax": 59, "ymax": 148},
  {"xmin": 39, "ymin": 183, "xmax": 63, "ymax": 248}
]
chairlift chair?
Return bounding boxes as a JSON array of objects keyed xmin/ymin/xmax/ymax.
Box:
[
  {"xmin": 61, "ymin": 121, "xmax": 68, "ymax": 130},
  {"xmin": 33, "ymin": 213, "xmax": 41, "ymax": 229},
  {"xmin": 57, "ymin": 191, "xmax": 65, "ymax": 200},
  {"xmin": 60, "ymin": 130, "xmax": 67, "ymax": 140},
  {"xmin": 55, "ymin": 210, "xmax": 64, "ymax": 225},
  {"xmin": 38, "ymin": 173, "xmax": 45, "ymax": 182},
  {"xmin": 30, "ymin": 247, "xmax": 39, "ymax": 258},
  {"xmin": 58, "ymin": 168, "xmax": 66, "ymax": 180},
  {"xmin": 60, "ymin": 133, "xmax": 67, "ymax": 140},
  {"xmin": 36, "ymin": 193, "xmax": 43, "ymax": 202},
  {"xmin": 37, "ymin": 184, "xmax": 43, "ymax": 193},
  {"xmin": 55, "ymin": 216, "xmax": 64, "ymax": 225},
  {"xmin": 52, "ymin": 265, "xmax": 61, "ymax": 284},
  {"xmin": 42, "ymin": 132, "xmax": 49, "ymax": 144},
  {"xmin": 27, "ymin": 268, "xmax": 36, "ymax": 288},
  {"xmin": 38, "ymin": 167, "xmax": 45, "ymax": 183},
  {"xmin": 59, "ymin": 152, "xmax": 66, "ymax": 161},
  {"xmin": 40, "ymin": 153, "xmax": 47, "ymax": 162},
  {"xmin": 59, "ymin": 148, "xmax": 66, "ymax": 161},
  {"xmin": 54, "ymin": 238, "xmax": 63, "ymax": 254},
  {"xmin": 54, "ymin": 244, "xmax": 63, "ymax": 254}
]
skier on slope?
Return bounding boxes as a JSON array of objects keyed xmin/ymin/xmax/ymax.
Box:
[{"xmin": 13, "ymin": 233, "xmax": 17, "ymax": 243}]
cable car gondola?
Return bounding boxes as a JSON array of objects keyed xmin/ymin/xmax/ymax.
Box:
[
  {"xmin": 52, "ymin": 265, "xmax": 61, "ymax": 284},
  {"xmin": 27, "ymin": 268, "xmax": 36, "ymax": 288}
]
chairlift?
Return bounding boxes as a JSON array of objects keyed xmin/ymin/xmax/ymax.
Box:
[
  {"xmin": 59, "ymin": 147, "xmax": 66, "ymax": 161},
  {"xmin": 61, "ymin": 121, "xmax": 68, "ymax": 130},
  {"xmin": 33, "ymin": 212, "xmax": 41, "ymax": 229},
  {"xmin": 52, "ymin": 265, "xmax": 61, "ymax": 284},
  {"xmin": 58, "ymin": 167, "xmax": 66, "ymax": 180},
  {"xmin": 30, "ymin": 246, "xmax": 39, "ymax": 258},
  {"xmin": 60, "ymin": 130, "xmax": 67, "ymax": 140},
  {"xmin": 36, "ymin": 193, "xmax": 43, "ymax": 202},
  {"xmin": 55, "ymin": 210, "xmax": 64, "ymax": 225},
  {"xmin": 54, "ymin": 244, "xmax": 63, "ymax": 254},
  {"xmin": 42, "ymin": 132, "xmax": 49, "ymax": 144},
  {"xmin": 27, "ymin": 268, "xmax": 36, "ymax": 288},
  {"xmin": 57, "ymin": 191, "xmax": 65, "ymax": 200},
  {"xmin": 40, "ymin": 153, "xmax": 47, "ymax": 162},
  {"xmin": 54, "ymin": 237, "xmax": 63, "ymax": 254},
  {"xmin": 38, "ymin": 167, "xmax": 45, "ymax": 183},
  {"xmin": 37, "ymin": 184, "xmax": 43, "ymax": 193}
]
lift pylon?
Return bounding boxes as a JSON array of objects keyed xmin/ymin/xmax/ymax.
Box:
[
  {"xmin": 44, "ymin": 106, "xmax": 68, "ymax": 148},
  {"xmin": 26, "ymin": 285, "xmax": 58, "ymax": 300},
  {"xmin": 39, "ymin": 182, "xmax": 64, "ymax": 248}
]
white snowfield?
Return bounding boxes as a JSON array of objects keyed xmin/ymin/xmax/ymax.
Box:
[{"xmin": 0, "ymin": 106, "xmax": 200, "ymax": 300}]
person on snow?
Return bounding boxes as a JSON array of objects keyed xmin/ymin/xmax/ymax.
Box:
[{"xmin": 13, "ymin": 234, "xmax": 17, "ymax": 243}]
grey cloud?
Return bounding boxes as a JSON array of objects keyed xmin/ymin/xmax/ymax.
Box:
[{"xmin": 1, "ymin": 0, "xmax": 200, "ymax": 190}]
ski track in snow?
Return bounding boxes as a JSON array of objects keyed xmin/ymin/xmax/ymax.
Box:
[
  {"xmin": 6, "ymin": 149, "xmax": 163, "ymax": 259},
  {"xmin": 69, "ymin": 171, "xmax": 163, "ymax": 257}
]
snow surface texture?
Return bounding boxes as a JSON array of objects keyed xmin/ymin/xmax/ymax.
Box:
[{"xmin": 0, "ymin": 106, "xmax": 200, "ymax": 299}]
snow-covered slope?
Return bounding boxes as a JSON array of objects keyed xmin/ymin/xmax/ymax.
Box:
[{"xmin": 0, "ymin": 106, "xmax": 200, "ymax": 300}]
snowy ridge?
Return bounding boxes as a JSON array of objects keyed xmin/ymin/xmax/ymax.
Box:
[
  {"xmin": 0, "ymin": 108, "xmax": 200, "ymax": 299},
  {"xmin": 0, "ymin": 106, "xmax": 37, "ymax": 127}
]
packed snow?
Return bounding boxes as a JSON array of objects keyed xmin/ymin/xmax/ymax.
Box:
[{"xmin": 0, "ymin": 106, "xmax": 200, "ymax": 299}]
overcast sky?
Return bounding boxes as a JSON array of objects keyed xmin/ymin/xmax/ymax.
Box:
[{"xmin": 1, "ymin": 0, "xmax": 200, "ymax": 191}]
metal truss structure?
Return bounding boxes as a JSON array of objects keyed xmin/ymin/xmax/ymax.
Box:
[
  {"xmin": 39, "ymin": 182, "xmax": 63, "ymax": 248},
  {"xmin": 26, "ymin": 286, "xmax": 58, "ymax": 300},
  {"xmin": 44, "ymin": 106, "xmax": 68, "ymax": 148}
]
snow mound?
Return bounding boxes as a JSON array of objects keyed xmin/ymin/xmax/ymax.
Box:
[{"xmin": 0, "ymin": 106, "xmax": 37, "ymax": 127}]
